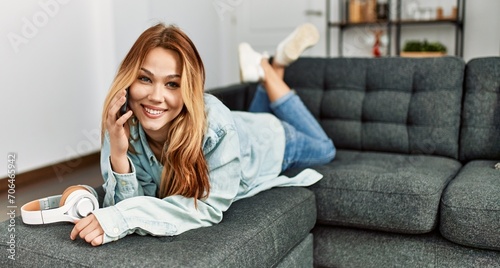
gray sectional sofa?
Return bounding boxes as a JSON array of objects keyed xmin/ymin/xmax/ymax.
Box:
[{"xmin": 1, "ymin": 56, "xmax": 499, "ymax": 267}]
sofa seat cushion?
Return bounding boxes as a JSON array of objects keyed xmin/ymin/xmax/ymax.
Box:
[
  {"xmin": 309, "ymin": 150, "xmax": 462, "ymax": 234},
  {"xmin": 0, "ymin": 187, "xmax": 316, "ymax": 267},
  {"xmin": 440, "ymin": 160, "xmax": 500, "ymax": 251},
  {"xmin": 313, "ymin": 225, "xmax": 500, "ymax": 268}
]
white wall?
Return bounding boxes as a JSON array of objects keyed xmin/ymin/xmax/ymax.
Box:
[
  {"xmin": 463, "ymin": 0, "xmax": 500, "ymax": 61},
  {"xmin": 0, "ymin": 0, "xmax": 116, "ymax": 176},
  {"xmin": 1, "ymin": 0, "xmax": 499, "ymax": 178}
]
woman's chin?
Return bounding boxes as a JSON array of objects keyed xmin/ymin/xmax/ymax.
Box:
[{"xmin": 138, "ymin": 118, "xmax": 168, "ymax": 132}]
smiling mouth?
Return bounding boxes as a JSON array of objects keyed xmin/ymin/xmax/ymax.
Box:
[{"xmin": 142, "ymin": 105, "xmax": 166, "ymax": 116}]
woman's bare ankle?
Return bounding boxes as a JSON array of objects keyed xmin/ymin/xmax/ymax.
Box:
[{"xmin": 271, "ymin": 61, "xmax": 285, "ymax": 80}]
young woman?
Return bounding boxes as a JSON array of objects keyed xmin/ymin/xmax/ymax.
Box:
[{"xmin": 70, "ymin": 22, "xmax": 335, "ymax": 246}]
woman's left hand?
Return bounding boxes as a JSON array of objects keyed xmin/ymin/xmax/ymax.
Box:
[{"xmin": 70, "ymin": 214, "xmax": 104, "ymax": 246}]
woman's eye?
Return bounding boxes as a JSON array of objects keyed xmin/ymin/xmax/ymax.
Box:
[
  {"xmin": 166, "ymin": 82, "xmax": 180, "ymax": 88},
  {"xmin": 138, "ymin": 76, "xmax": 151, "ymax": 83}
]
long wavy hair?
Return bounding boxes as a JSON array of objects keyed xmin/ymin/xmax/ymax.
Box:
[{"xmin": 101, "ymin": 23, "xmax": 209, "ymax": 201}]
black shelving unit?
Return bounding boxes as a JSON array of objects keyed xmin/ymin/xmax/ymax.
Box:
[
  {"xmin": 394, "ymin": 0, "xmax": 465, "ymax": 57},
  {"xmin": 326, "ymin": 0, "xmax": 465, "ymax": 57},
  {"xmin": 326, "ymin": 0, "xmax": 392, "ymax": 56}
]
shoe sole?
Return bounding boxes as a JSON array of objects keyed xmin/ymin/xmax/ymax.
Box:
[
  {"xmin": 238, "ymin": 43, "xmax": 248, "ymax": 82},
  {"xmin": 283, "ymin": 23, "xmax": 320, "ymax": 63},
  {"xmin": 238, "ymin": 43, "xmax": 258, "ymax": 82}
]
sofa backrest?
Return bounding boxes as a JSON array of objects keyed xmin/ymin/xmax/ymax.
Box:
[
  {"xmin": 460, "ymin": 57, "xmax": 500, "ymax": 162},
  {"xmin": 284, "ymin": 57, "xmax": 465, "ymax": 159}
]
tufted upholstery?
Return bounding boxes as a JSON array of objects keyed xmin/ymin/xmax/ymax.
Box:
[
  {"xmin": 459, "ymin": 57, "xmax": 500, "ymax": 162},
  {"xmin": 285, "ymin": 57, "xmax": 465, "ymax": 159},
  {"xmin": 441, "ymin": 57, "xmax": 500, "ymax": 251}
]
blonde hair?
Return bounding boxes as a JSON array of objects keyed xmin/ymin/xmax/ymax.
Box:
[{"xmin": 101, "ymin": 23, "xmax": 209, "ymax": 201}]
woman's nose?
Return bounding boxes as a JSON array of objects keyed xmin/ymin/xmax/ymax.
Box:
[{"xmin": 148, "ymin": 84, "xmax": 163, "ymax": 102}]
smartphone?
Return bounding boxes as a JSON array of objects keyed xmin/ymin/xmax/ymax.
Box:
[{"xmin": 119, "ymin": 87, "xmax": 129, "ymax": 116}]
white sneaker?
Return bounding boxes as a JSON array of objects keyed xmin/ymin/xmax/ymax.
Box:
[
  {"xmin": 238, "ymin": 42, "xmax": 265, "ymax": 83},
  {"xmin": 275, "ymin": 23, "xmax": 320, "ymax": 66}
]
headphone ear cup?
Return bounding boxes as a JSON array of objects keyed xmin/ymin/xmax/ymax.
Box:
[
  {"xmin": 59, "ymin": 185, "xmax": 90, "ymax": 207},
  {"xmin": 64, "ymin": 189, "xmax": 98, "ymax": 218}
]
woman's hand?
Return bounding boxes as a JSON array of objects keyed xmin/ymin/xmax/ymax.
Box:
[
  {"xmin": 70, "ymin": 214, "xmax": 105, "ymax": 247},
  {"xmin": 107, "ymin": 89, "xmax": 134, "ymax": 173}
]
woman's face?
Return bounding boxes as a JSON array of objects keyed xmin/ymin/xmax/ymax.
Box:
[{"xmin": 129, "ymin": 47, "xmax": 184, "ymax": 136}]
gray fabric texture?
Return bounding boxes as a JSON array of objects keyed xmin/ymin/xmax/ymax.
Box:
[
  {"xmin": 285, "ymin": 57, "xmax": 465, "ymax": 159},
  {"xmin": 308, "ymin": 150, "xmax": 462, "ymax": 234},
  {"xmin": 459, "ymin": 57, "xmax": 500, "ymax": 162},
  {"xmin": 440, "ymin": 160, "xmax": 500, "ymax": 250},
  {"xmin": 276, "ymin": 233, "xmax": 313, "ymax": 268},
  {"xmin": 313, "ymin": 225, "xmax": 500, "ymax": 268},
  {"xmin": 0, "ymin": 187, "xmax": 316, "ymax": 268}
]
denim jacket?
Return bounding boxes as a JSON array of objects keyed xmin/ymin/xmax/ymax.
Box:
[{"xmin": 92, "ymin": 94, "xmax": 323, "ymax": 244}]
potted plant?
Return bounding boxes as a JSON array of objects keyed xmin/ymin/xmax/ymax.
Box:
[{"xmin": 401, "ymin": 40, "xmax": 447, "ymax": 57}]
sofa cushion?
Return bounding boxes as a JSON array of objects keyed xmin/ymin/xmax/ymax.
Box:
[
  {"xmin": 459, "ymin": 57, "xmax": 500, "ymax": 162},
  {"xmin": 207, "ymin": 83, "xmax": 252, "ymax": 111},
  {"xmin": 0, "ymin": 187, "xmax": 316, "ymax": 267},
  {"xmin": 313, "ymin": 225, "xmax": 500, "ymax": 268},
  {"xmin": 440, "ymin": 160, "xmax": 500, "ymax": 250},
  {"xmin": 307, "ymin": 150, "xmax": 462, "ymax": 234},
  {"xmin": 285, "ymin": 57, "xmax": 465, "ymax": 159}
]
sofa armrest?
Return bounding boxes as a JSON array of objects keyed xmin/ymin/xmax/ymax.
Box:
[{"xmin": 206, "ymin": 83, "xmax": 257, "ymax": 111}]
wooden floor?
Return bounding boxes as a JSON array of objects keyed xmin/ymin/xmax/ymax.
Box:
[{"xmin": 0, "ymin": 163, "xmax": 102, "ymax": 222}]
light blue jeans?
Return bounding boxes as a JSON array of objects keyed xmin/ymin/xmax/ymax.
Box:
[{"xmin": 249, "ymin": 85, "xmax": 336, "ymax": 171}]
